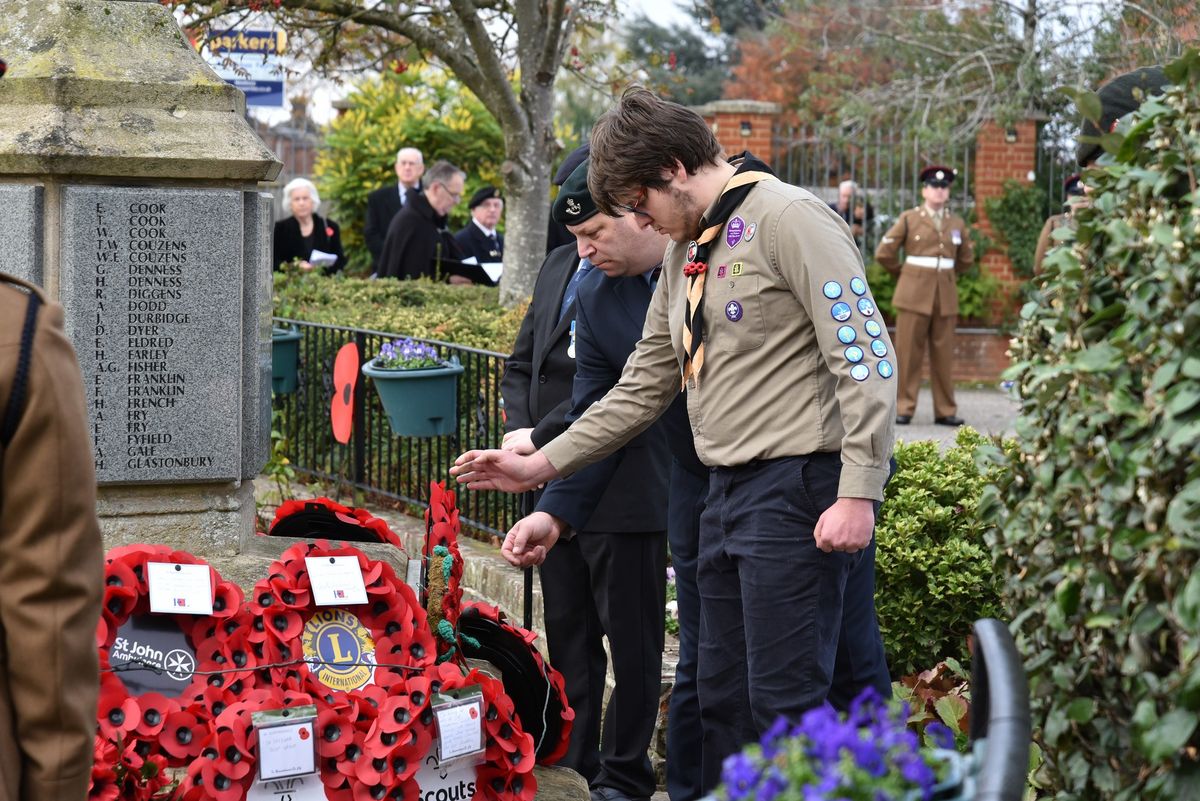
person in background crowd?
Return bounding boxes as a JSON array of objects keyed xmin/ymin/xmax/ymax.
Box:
[
  {"xmin": 1032, "ymin": 174, "xmax": 1086, "ymax": 274},
  {"xmin": 454, "ymin": 185, "xmax": 505, "ymax": 275},
  {"xmin": 875, "ymin": 165, "xmax": 974, "ymax": 427},
  {"xmin": 365, "ymin": 147, "xmax": 425, "ymax": 272},
  {"xmin": 273, "ymin": 178, "xmax": 346, "ymax": 274},
  {"xmin": 453, "ymin": 87, "xmax": 895, "ymax": 793},
  {"xmin": 0, "ymin": 272, "xmax": 104, "ymax": 801},
  {"xmin": 377, "ymin": 160, "xmax": 468, "ymax": 283},
  {"xmin": 830, "ymin": 179, "xmax": 875, "ymax": 246}
]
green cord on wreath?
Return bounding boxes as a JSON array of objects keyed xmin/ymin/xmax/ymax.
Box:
[{"xmin": 426, "ymin": 545, "xmax": 479, "ymax": 663}]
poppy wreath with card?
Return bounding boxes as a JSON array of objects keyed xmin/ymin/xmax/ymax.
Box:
[
  {"xmin": 245, "ymin": 540, "xmax": 437, "ymax": 695},
  {"xmin": 93, "ymin": 544, "xmax": 255, "ymax": 783}
]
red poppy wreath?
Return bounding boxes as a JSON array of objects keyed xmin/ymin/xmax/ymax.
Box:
[{"xmin": 91, "ymin": 544, "xmax": 255, "ymax": 799}]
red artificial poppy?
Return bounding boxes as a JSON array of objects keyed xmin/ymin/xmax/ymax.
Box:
[
  {"xmin": 331, "ymin": 341, "xmax": 358, "ymax": 444},
  {"xmin": 333, "ymin": 730, "xmax": 369, "ymax": 780},
  {"xmin": 210, "ymin": 580, "xmax": 244, "ymax": 620},
  {"xmin": 267, "ymin": 569, "xmax": 312, "ymax": 610},
  {"xmin": 318, "ymin": 707, "xmax": 356, "ymax": 758},
  {"xmin": 97, "ymin": 686, "xmax": 141, "ymax": 740},
  {"xmin": 159, "ymin": 708, "xmax": 205, "ymax": 760},
  {"xmin": 132, "ymin": 692, "xmax": 173, "ymax": 738}
]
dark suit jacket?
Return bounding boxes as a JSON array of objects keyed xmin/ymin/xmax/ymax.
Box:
[
  {"xmin": 500, "ymin": 243, "xmax": 580, "ymax": 447},
  {"xmin": 453, "ymin": 224, "xmax": 503, "ymax": 287},
  {"xmin": 377, "ymin": 191, "xmax": 463, "ymax": 281},
  {"xmin": 272, "ymin": 213, "xmax": 345, "ymax": 274},
  {"xmin": 535, "ymin": 268, "xmax": 700, "ymax": 533},
  {"xmin": 365, "ymin": 182, "xmax": 422, "ymax": 270}
]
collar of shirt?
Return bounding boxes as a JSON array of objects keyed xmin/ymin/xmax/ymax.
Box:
[
  {"xmin": 922, "ymin": 204, "xmax": 946, "ymax": 219},
  {"xmin": 472, "ymin": 218, "xmax": 497, "ymax": 238},
  {"xmin": 644, "ymin": 264, "xmax": 662, "ymax": 287}
]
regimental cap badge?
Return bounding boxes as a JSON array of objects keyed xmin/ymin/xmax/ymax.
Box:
[
  {"xmin": 565, "ymin": 198, "xmax": 581, "ymax": 216},
  {"xmin": 935, "ymin": 170, "xmax": 945, "ymax": 180}
]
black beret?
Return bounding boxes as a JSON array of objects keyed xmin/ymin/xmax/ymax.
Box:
[
  {"xmin": 1076, "ymin": 66, "xmax": 1167, "ymax": 167},
  {"xmin": 552, "ymin": 159, "xmax": 598, "ymax": 226},
  {"xmin": 468, "ymin": 185, "xmax": 501, "ymax": 209},
  {"xmin": 554, "ymin": 143, "xmax": 590, "ymax": 186},
  {"xmin": 920, "ymin": 165, "xmax": 955, "ymax": 185}
]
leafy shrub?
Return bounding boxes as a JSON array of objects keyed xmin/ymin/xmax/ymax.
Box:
[
  {"xmin": 982, "ymin": 51, "xmax": 1200, "ymax": 800},
  {"xmin": 983, "ymin": 179, "xmax": 1050, "ymax": 279},
  {"xmin": 313, "ymin": 65, "xmax": 506, "ymax": 276},
  {"xmin": 875, "ymin": 428, "xmax": 1002, "ymax": 677},
  {"xmin": 274, "ymin": 269, "xmax": 524, "ymax": 353}
]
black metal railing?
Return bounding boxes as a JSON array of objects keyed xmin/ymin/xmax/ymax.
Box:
[{"xmin": 272, "ymin": 318, "xmax": 521, "ymax": 540}]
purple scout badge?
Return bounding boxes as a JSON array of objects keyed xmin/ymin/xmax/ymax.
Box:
[
  {"xmin": 726, "ymin": 216, "xmax": 745, "ymax": 248},
  {"xmin": 725, "ymin": 300, "xmax": 743, "ymax": 321}
]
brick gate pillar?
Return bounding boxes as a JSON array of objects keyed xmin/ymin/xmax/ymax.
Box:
[
  {"xmin": 973, "ymin": 119, "xmax": 1038, "ymax": 295},
  {"xmin": 690, "ymin": 100, "xmax": 782, "ymax": 162}
]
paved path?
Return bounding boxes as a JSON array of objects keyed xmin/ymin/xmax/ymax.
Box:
[{"xmin": 897, "ymin": 385, "xmax": 1018, "ymax": 447}]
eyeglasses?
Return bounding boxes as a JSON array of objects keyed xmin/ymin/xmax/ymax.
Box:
[
  {"xmin": 436, "ymin": 182, "xmax": 463, "ymax": 203},
  {"xmin": 616, "ymin": 188, "xmax": 651, "ymax": 217}
]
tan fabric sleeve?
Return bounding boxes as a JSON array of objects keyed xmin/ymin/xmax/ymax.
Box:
[
  {"xmin": 773, "ymin": 201, "xmax": 896, "ymax": 501},
  {"xmin": 540, "ymin": 266, "xmax": 681, "ymax": 477},
  {"xmin": 0, "ymin": 299, "xmax": 103, "ymax": 801},
  {"xmin": 874, "ymin": 211, "xmax": 907, "ymax": 274},
  {"xmin": 954, "ymin": 214, "xmax": 975, "ymax": 274}
]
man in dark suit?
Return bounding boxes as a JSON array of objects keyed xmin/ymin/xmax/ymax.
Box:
[
  {"xmin": 377, "ymin": 160, "xmax": 466, "ymax": 282},
  {"xmin": 499, "ymin": 161, "xmax": 680, "ymax": 801},
  {"xmin": 364, "ymin": 146, "xmax": 424, "ymax": 272},
  {"xmin": 454, "ymin": 185, "xmax": 504, "ymax": 285}
]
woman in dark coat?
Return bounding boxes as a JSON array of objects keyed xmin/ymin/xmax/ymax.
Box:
[{"xmin": 273, "ymin": 177, "xmax": 346, "ymax": 274}]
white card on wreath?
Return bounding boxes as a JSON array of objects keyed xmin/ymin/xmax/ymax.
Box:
[
  {"xmin": 256, "ymin": 720, "xmax": 317, "ymax": 781},
  {"xmin": 305, "ymin": 556, "xmax": 368, "ymax": 606},
  {"xmin": 147, "ymin": 562, "xmax": 213, "ymax": 615},
  {"xmin": 435, "ymin": 698, "xmax": 484, "ymax": 761}
]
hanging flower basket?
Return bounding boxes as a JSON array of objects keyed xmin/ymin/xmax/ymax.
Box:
[
  {"xmin": 271, "ymin": 325, "xmax": 303, "ymax": 395},
  {"xmin": 362, "ymin": 338, "xmax": 464, "ymax": 438}
]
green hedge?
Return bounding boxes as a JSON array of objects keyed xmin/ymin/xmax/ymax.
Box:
[
  {"xmin": 983, "ymin": 52, "xmax": 1200, "ymax": 799},
  {"xmin": 876, "ymin": 428, "xmax": 1003, "ymax": 677},
  {"xmin": 274, "ymin": 269, "xmax": 524, "ymax": 353}
]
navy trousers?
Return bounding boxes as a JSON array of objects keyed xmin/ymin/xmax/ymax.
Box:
[
  {"xmin": 539, "ymin": 529, "xmax": 666, "ymax": 799},
  {"xmin": 695, "ymin": 452, "xmax": 891, "ymax": 790},
  {"xmin": 665, "ymin": 461, "xmax": 708, "ymax": 801}
]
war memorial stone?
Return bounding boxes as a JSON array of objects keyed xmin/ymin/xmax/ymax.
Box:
[{"xmin": 0, "ymin": 0, "xmax": 281, "ymax": 553}]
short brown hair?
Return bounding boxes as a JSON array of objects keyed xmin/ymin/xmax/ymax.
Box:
[{"xmin": 587, "ymin": 86, "xmax": 722, "ymax": 216}]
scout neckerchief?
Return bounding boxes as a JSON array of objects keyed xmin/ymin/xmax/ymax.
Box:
[{"xmin": 681, "ymin": 153, "xmax": 776, "ymax": 387}]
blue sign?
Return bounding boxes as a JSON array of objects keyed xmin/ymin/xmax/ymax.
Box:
[{"xmin": 204, "ymin": 30, "xmax": 287, "ymax": 108}]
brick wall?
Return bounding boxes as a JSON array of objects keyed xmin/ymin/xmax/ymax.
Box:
[
  {"xmin": 691, "ymin": 99, "xmax": 782, "ymax": 163},
  {"xmin": 973, "ymin": 119, "xmax": 1037, "ymax": 289},
  {"xmin": 888, "ymin": 326, "xmax": 1011, "ymax": 384}
]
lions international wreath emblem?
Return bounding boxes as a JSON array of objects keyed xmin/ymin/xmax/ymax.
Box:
[{"xmin": 302, "ymin": 609, "xmax": 378, "ymax": 692}]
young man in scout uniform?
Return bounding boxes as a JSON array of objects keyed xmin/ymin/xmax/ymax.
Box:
[
  {"xmin": 499, "ymin": 166, "xmax": 673, "ymax": 801},
  {"xmin": 874, "ymin": 165, "xmax": 974, "ymax": 426},
  {"xmin": 503, "ymin": 159, "xmax": 710, "ymax": 801},
  {"xmin": 453, "ymin": 87, "xmax": 895, "ymax": 791}
]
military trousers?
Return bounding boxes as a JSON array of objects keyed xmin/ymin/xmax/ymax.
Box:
[
  {"xmin": 894, "ymin": 310, "xmax": 957, "ymax": 418},
  {"xmin": 695, "ymin": 452, "xmax": 892, "ymax": 790}
]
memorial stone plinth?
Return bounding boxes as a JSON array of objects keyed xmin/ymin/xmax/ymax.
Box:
[{"xmin": 0, "ymin": 0, "xmax": 282, "ymax": 555}]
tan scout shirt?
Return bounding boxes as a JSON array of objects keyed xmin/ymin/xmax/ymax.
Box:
[
  {"xmin": 875, "ymin": 206, "xmax": 973, "ymax": 317},
  {"xmin": 540, "ymin": 178, "xmax": 897, "ymax": 501}
]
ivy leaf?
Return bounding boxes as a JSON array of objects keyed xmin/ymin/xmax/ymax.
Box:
[{"xmin": 1063, "ymin": 87, "xmax": 1103, "ymax": 124}]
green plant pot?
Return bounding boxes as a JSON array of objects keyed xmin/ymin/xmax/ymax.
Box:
[
  {"xmin": 362, "ymin": 357, "xmax": 465, "ymax": 438},
  {"xmin": 272, "ymin": 326, "xmax": 303, "ymax": 394}
]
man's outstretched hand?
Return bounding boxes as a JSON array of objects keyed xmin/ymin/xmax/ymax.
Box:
[
  {"xmin": 501, "ymin": 512, "xmax": 567, "ymax": 567},
  {"xmin": 450, "ymin": 448, "xmax": 559, "ymax": 493}
]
